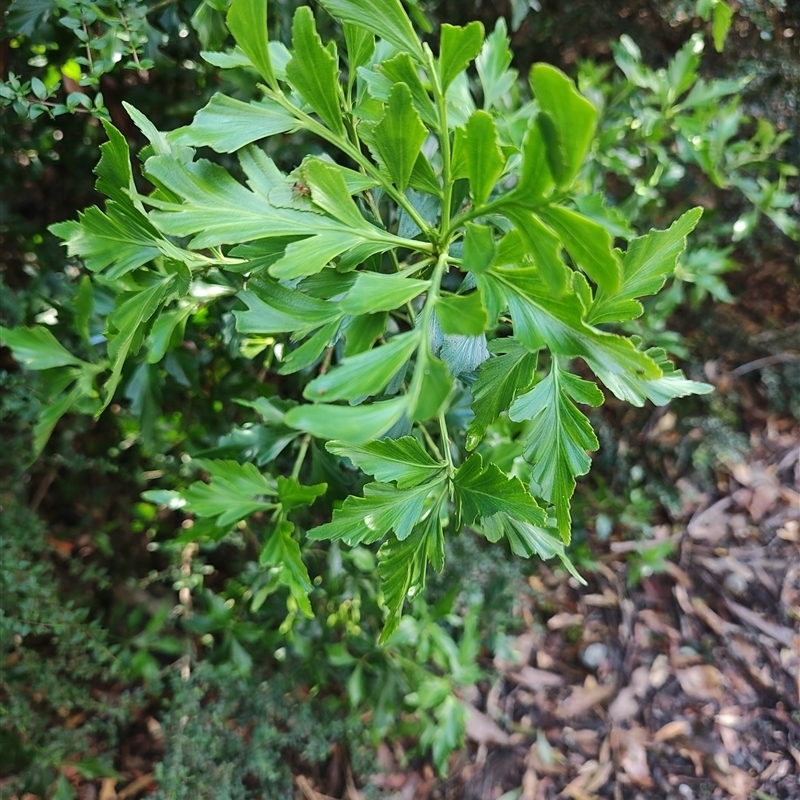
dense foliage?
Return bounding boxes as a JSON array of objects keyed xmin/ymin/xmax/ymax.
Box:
[{"xmin": 1, "ymin": 0, "xmax": 796, "ymax": 795}]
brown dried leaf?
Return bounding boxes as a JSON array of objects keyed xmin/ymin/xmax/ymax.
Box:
[
  {"xmin": 547, "ymin": 612, "xmax": 585, "ymax": 630},
  {"xmin": 558, "ymin": 680, "xmax": 617, "ymax": 719},
  {"xmin": 688, "ymin": 497, "xmax": 732, "ymax": 542},
  {"xmin": 725, "ymin": 597, "xmax": 796, "ymax": 647},
  {"xmin": 709, "ymin": 765, "xmax": 755, "ymax": 798},
  {"xmin": 511, "ymin": 665, "xmax": 566, "ymax": 690},
  {"xmin": 676, "ymin": 664, "xmax": 726, "ymax": 701},
  {"xmin": 654, "ymin": 720, "xmax": 693, "ymax": 742},
  {"xmin": 462, "ymin": 702, "xmax": 510, "ymax": 745}
]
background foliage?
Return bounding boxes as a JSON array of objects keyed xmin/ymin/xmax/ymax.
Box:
[{"xmin": 1, "ymin": 1, "xmax": 797, "ymax": 798}]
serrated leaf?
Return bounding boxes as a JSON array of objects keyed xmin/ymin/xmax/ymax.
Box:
[
  {"xmin": 259, "ymin": 520, "xmax": 313, "ymax": 617},
  {"xmin": 307, "ymin": 480, "xmax": 436, "ymax": 544},
  {"xmin": 435, "ymin": 293, "xmax": 488, "ymax": 336},
  {"xmin": 183, "ymin": 458, "xmax": 277, "ymax": 527},
  {"xmin": 483, "ymin": 266, "xmax": 663, "ymax": 400},
  {"xmin": 462, "ymin": 222, "xmax": 496, "ymax": 276},
  {"xmin": 537, "ymin": 206, "xmax": 621, "ymax": 294},
  {"xmin": 276, "ymin": 476, "xmax": 327, "ymax": 512},
  {"xmin": 378, "ymin": 500, "xmax": 443, "ymax": 642},
  {"xmin": 589, "ymin": 208, "xmax": 703, "ymax": 325},
  {"xmin": 529, "ymin": 63, "xmax": 597, "ymax": 188},
  {"xmin": 340, "ymin": 272, "xmax": 430, "ymax": 315},
  {"xmin": 304, "ymin": 331, "xmax": 418, "ymax": 402},
  {"xmin": 95, "ymin": 120, "xmax": 137, "ymax": 207},
  {"xmin": 475, "ymin": 18, "xmax": 517, "ymax": 111},
  {"xmin": 5, "ymin": 0, "xmax": 52, "ymax": 36},
  {"xmin": 286, "ymin": 6, "xmax": 345, "ymax": 135},
  {"xmin": 227, "ymin": 0, "xmax": 276, "ymax": 87},
  {"xmin": 143, "ymin": 155, "xmax": 379, "ymax": 249},
  {"xmin": 326, "ymin": 435, "xmax": 443, "ymax": 488},
  {"xmin": 370, "ymin": 83, "xmax": 428, "ymax": 191},
  {"xmin": 50, "ymin": 204, "xmax": 162, "ymax": 280},
  {"xmin": 601, "ymin": 347, "xmax": 713, "ymax": 407},
  {"xmin": 0, "ymin": 326, "xmax": 84, "ymax": 370},
  {"xmin": 302, "ymin": 158, "xmax": 370, "ymax": 229},
  {"xmin": 343, "ymin": 23, "xmax": 375, "ymax": 76},
  {"xmin": 509, "ymin": 364, "xmax": 603, "ymax": 540},
  {"xmin": 285, "ymin": 396, "xmax": 407, "ymax": 444},
  {"xmin": 513, "ymin": 115, "xmax": 555, "ymax": 204},
  {"xmin": 439, "ymin": 22, "xmax": 484, "ymax": 90},
  {"xmin": 380, "ymin": 53, "xmax": 438, "ymax": 127},
  {"xmin": 269, "ymin": 231, "xmax": 370, "ymax": 279},
  {"xmin": 32, "ymin": 384, "xmax": 86, "ymax": 461},
  {"xmin": 465, "ymin": 337, "xmax": 538, "ymax": 449},
  {"xmin": 104, "ymin": 271, "xmax": 188, "ymax": 409},
  {"xmin": 458, "ymin": 110, "xmax": 505, "ymax": 206},
  {"xmin": 505, "ymin": 208, "xmax": 569, "ymax": 296},
  {"xmin": 169, "ymin": 94, "xmax": 298, "ymax": 153},
  {"xmin": 481, "ymin": 512, "xmax": 584, "ymax": 581},
  {"xmin": 454, "ymin": 452, "xmax": 546, "ymax": 529},
  {"xmin": 278, "ymin": 320, "xmax": 340, "ymax": 375},
  {"xmin": 317, "ymin": 0, "xmax": 424, "ymax": 61},
  {"xmin": 233, "ymin": 282, "xmax": 343, "ymax": 337}
]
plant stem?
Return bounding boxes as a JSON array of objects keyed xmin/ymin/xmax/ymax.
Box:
[
  {"xmin": 438, "ymin": 412, "xmax": 454, "ymax": 476},
  {"xmin": 291, "ymin": 435, "xmax": 310, "ymax": 480},
  {"xmin": 419, "ymin": 422, "xmax": 444, "ymax": 462},
  {"xmin": 426, "ymin": 49, "xmax": 453, "ymax": 244}
]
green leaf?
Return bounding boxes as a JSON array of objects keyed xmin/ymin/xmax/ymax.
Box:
[
  {"xmin": 475, "ymin": 18, "xmax": 517, "ymax": 111},
  {"xmin": 462, "ymin": 223, "xmax": 496, "ymax": 276},
  {"xmin": 5, "ymin": 0, "xmax": 52, "ymax": 36},
  {"xmin": 277, "ymin": 320, "xmax": 340, "ymax": 375},
  {"xmin": 344, "ymin": 312, "xmax": 387, "ymax": 356},
  {"xmin": 0, "ymin": 326, "xmax": 83, "ymax": 370},
  {"xmin": 307, "ymin": 480, "xmax": 436, "ymax": 544},
  {"xmin": 304, "ymin": 331, "xmax": 419, "ymax": 402},
  {"xmin": 269, "ymin": 231, "xmax": 371, "ymax": 279},
  {"xmin": 95, "ymin": 120, "xmax": 137, "ymax": 207},
  {"xmin": 603, "ymin": 348, "xmax": 713, "ymax": 407},
  {"xmin": 233, "ymin": 283, "xmax": 343, "ymax": 337},
  {"xmin": 146, "ymin": 304, "xmax": 193, "ymax": 363},
  {"xmin": 435, "ymin": 293, "xmax": 488, "ymax": 336},
  {"xmin": 286, "ymin": 7, "xmax": 345, "ymax": 135},
  {"xmin": 377, "ymin": 501, "xmax": 443, "ymax": 642},
  {"xmin": 276, "ymin": 476, "xmax": 327, "ymax": 512},
  {"xmin": 529, "ymin": 63, "xmax": 597, "ymax": 188},
  {"xmin": 712, "ymin": 3, "xmax": 733, "ymax": 53},
  {"xmin": 459, "ymin": 111, "xmax": 505, "ymax": 206},
  {"xmin": 169, "ymin": 94, "xmax": 298, "ymax": 153},
  {"xmin": 32, "ymin": 384, "xmax": 86, "ymax": 461},
  {"xmin": 183, "ymin": 459, "xmax": 277, "ymax": 527},
  {"xmin": 589, "ymin": 208, "xmax": 703, "ymax": 324},
  {"xmin": 317, "ymin": 0, "xmax": 424, "ymax": 61},
  {"xmin": 340, "ymin": 272, "xmax": 430, "ymax": 315},
  {"xmin": 143, "ymin": 154, "xmax": 363, "ymax": 248},
  {"xmin": 50, "ymin": 204, "xmax": 162, "ymax": 280},
  {"xmin": 505, "ymin": 208, "xmax": 569, "ymax": 297},
  {"xmin": 343, "ymin": 23, "xmax": 375, "ymax": 77},
  {"xmin": 285, "ymin": 396, "xmax": 408, "ymax": 443},
  {"xmin": 370, "ymin": 83, "xmax": 428, "ymax": 191},
  {"xmin": 259, "ymin": 520, "xmax": 313, "ymax": 617},
  {"xmin": 302, "ymin": 158, "xmax": 369, "ymax": 229},
  {"xmin": 480, "ymin": 512, "xmax": 584, "ymax": 581},
  {"xmin": 439, "ymin": 22, "xmax": 484, "ymax": 91},
  {"xmin": 509, "ymin": 363, "xmax": 603, "ymax": 541},
  {"xmin": 410, "ymin": 351, "xmax": 451, "ymax": 421},
  {"xmin": 227, "ymin": 0, "xmax": 276, "ymax": 87},
  {"xmin": 536, "ymin": 206, "xmax": 621, "ymax": 294},
  {"xmin": 483, "ymin": 267, "xmax": 662, "ymax": 399},
  {"xmin": 465, "ymin": 337, "xmax": 538, "ymax": 449},
  {"xmin": 326, "ymin": 435, "xmax": 444, "ymax": 488},
  {"xmin": 454, "ymin": 452, "xmax": 546, "ymax": 529},
  {"xmin": 380, "ymin": 53, "xmax": 438, "ymax": 127},
  {"xmin": 104, "ymin": 271, "xmax": 188, "ymax": 408}
]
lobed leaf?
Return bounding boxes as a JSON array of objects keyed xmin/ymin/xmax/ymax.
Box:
[{"xmin": 326, "ymin": 435, "xmax": 444, "ymax": 488}]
